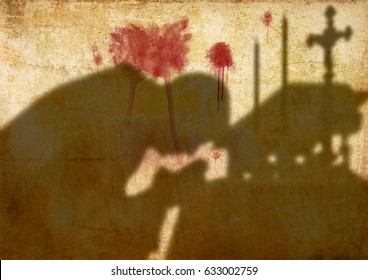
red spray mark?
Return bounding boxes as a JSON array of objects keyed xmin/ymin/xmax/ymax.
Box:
[
  {"xmin": 206, "ymin": 42, "xmax": 233, "ymax": 111},
  {"xmin": 212, "ymin": 151, "xmax": 223, "ymax": 162},
  {"xmin": 109, "ymin": 18, "xmax": 191, "ymax": 79},
  {"xmin": 91, "ymin": 43, "xmax": 102, "ymax": 66},
  {"xmin": 109, "ymin": 24, "xmax": 152, "ymax": 125},
  {"xmin": 109, "ymin": 19, "xmax": 191, "ymax": 153},
  {"xmin": 263, "ymin": 10, "xmax": 273, "ymax": 44},
  {"xmin": 109, "ymin": 24, "xmax": 154, "ymax": 74}
]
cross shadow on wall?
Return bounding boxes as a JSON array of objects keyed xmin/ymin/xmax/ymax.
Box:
[{"xmin": 1, "ymin": 5, "xmax": 368, "ymax": 259}]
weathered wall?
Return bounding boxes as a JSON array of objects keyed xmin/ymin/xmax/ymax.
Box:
[{"xmin": 1, "ymin": 0, "xmax": 368, "ymax": 259}]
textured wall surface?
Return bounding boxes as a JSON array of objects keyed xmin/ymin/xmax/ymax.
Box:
[{"xmin": 1, "ymin": 0, "xmax": 368, "ymax": 259}]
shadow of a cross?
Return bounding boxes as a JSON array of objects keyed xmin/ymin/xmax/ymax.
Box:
[
  {"xmin": 305, "ymin": 5, "xmax": 353, "ymax": 162},
  {"xmin": 307, "ymin": 5, "xmax": 352, "ymax": 85}
]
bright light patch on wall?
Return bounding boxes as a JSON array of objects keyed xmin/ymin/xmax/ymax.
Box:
[
  {"xmin": 160, "ymin": 142, "xmax": 228, "ymax": 182},
  {"xmin": 312, "ymin": 142, "xmax": 323, "ymax": 155},
  {"xmin": 295, "ymin": 155, "xmax": 306, "ymax": 165},
  {"xmin": 205, "ymin": 147, "xmax": 228, "ymax": 181},
  {"xmin": 332, "ymin": 154, "xmax": 344, "ymax": 166},
  {"xmin": 267, "ymin": 153, "xmax": 278, "ymax": 165},
  {"xmin": 332, "ymin": 134, "xmax": 343, "ymax": 154},
  {"xmin": 148, "ymin": 205, "xmax": 180, "ymax": 260},
  {"xmin": 243, "ymin": 171, "xmax": 252, "ymax": 182},
  {"xmin": 125, "ymin": 148, "xmax": 161, "ymax": 197}
]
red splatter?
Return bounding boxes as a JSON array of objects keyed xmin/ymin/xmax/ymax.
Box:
[
  {"xmin": 212, "ymin": 151, "xmax": 223, "ymax": 162},
  {"xmin": 206, "ymin": 42, "xmax": 233, "ymax": 110},
  {"xmin": 263, "ymin": 10, "xmax": 273, "ymax": 43},
  {"xmin": 109, "ymin": 19, "xmax": 191, "ymax": 153},
  {"xmin": 263, "ymin": 10, "xmax": 272, "ymax": 26},
  {"xmin": 109, "ymin": 18, "xmax": 191, "ymax": 80},
  {"xmin": 109, "ymin": 24, "xmax": 154, "ymax": 74},
  {"xmin": 91, "ymin": 43, "xmax": 103, "ymax": 66}
]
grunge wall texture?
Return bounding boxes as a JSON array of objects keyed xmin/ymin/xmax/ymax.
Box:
[{"xmin": 1, "ymin": 0, "xmax": 368, "ymax": 259}]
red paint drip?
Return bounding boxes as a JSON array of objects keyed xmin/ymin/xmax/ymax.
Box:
[
  {"xmin": 207, "ymin": 42, "xmax": 233, "ymax": 69},
  {"xmin": 221, "ymin": 66, "xmax": 225, "ymax": 101},
  {"xmin": 206, "ymin": 42, "xmax": 233, "ymax": 110},
  {"xmin": 263, "ymin": 10, "xmax": 272, "ymax": 26},
  {"xmin": 91, "ymin": 43, "xmax": 103, "ymax": 66},
  {"xmin": 263, "ymin": 10, "xmax": 273, "ymax": 43},
  {"xmin": 109, "ymin": 18, "xmax": 191, "ymax": 80}
]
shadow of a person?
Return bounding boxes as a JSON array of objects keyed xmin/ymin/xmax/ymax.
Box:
[{"xmin": 0, "ymin": 65, "xmax": 229, "ymax": 259}]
